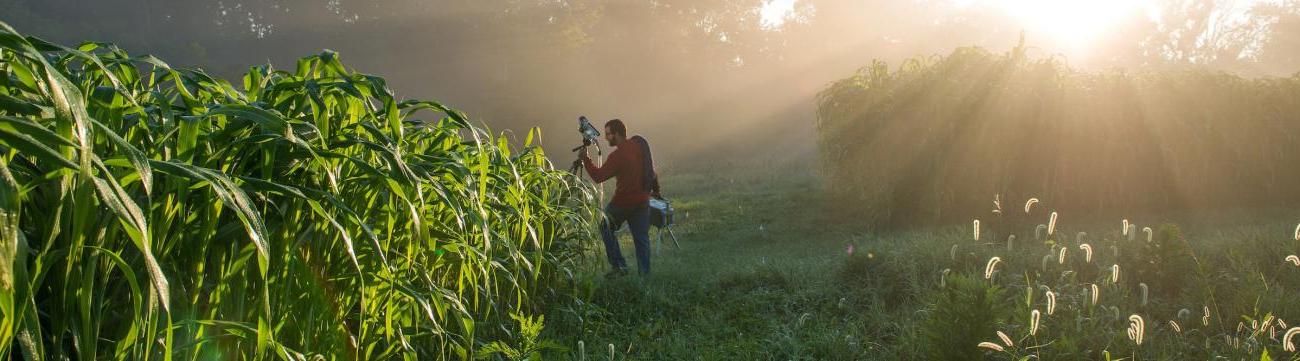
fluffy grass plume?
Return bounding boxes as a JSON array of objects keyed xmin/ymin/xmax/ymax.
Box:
[
  {"xmin": 1030, "ymin": 309, "xmax": 1041, "ymax": 336},
  {"xmin": 1025, "ymin": 198, "xmax": 1038, "ymax": 214},
  {"xmin": 1048, "ymin": 211, "xmax": 1058, "ymax": 236},
  {"xmin": 1284, "ymin": 327, "xmax": 1300, "ymax": 352},
  {"xmin": 985, "ymin": 257, "xmax": 1002, "ymax": 279},
  {"xmin": 1128, "ymin": 315, "xmax": 1145, "ymax": 345},
  {"xmin": 977, "ymin": 342, "xmax": 1005, "ymax": 352},
  {"xmin": 1091, "ymin": 284, "xmax": 1100, "ymax": 305}
]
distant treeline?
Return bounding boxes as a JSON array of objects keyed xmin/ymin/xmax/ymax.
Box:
[{"xmin": 816, "ymin": 45, "xmax": 1300, "ymax": 226}]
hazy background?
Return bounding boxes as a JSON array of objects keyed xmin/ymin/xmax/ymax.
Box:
[{"xmin": 3, "ymin": 0, "xmax": 1298, "ymax": 171}]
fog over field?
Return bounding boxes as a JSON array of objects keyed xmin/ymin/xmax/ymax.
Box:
[{"xmin": 5, "ymin": 0, "xmax": 1297, "ymax": 169}]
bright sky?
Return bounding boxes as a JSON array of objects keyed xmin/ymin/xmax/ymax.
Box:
[
  {"xmin": 951, "ymin": 0, "xmax": 1284, "ymax": 58},
  {"xmin": 760, "ymin": 0, "xmax": 799, "ymax": 30}
]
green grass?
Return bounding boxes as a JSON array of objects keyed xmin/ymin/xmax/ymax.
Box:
[{"xmin": 549, "ymin": 166, "xmax": 1300, "ymax": 360}]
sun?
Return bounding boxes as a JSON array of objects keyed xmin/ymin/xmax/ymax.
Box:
[{"xmin": 955, "ymin": 0, "xmax": 1154, "ymax": 50}]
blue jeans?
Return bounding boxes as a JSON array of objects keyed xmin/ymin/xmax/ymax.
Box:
[{"xmin": 601, "ymin": 203, "xmax": 651, "ymax": 274}]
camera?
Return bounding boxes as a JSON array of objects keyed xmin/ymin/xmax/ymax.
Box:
[
  {"xmin": 570, "ymin": 116, "xmax": 603, "ymax": 174},
  {"xmin": 574, "ymin": 116, "xmax": 601, "ymax": 151}
]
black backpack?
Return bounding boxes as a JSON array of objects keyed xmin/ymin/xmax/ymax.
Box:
[{"xmin": 630, "ymin": 135, "xmax": 661, "ymax": 198}]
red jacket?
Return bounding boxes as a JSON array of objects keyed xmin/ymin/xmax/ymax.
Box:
[{"xmin": 583, "ymin": 138, "xmax": 651, "ymax": 208}]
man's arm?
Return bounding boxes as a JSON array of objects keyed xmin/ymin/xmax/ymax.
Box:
[{"xmin": 581, "ymin": 149, "xmax": 619, "ymax": 183}]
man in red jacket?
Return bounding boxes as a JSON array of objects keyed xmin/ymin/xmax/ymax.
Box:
[{"xmin": 579, "ymin": 119, "xmax": 654, "ymax": 277}]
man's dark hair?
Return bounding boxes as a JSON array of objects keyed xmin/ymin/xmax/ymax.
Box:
[{"xmin": 604, "ymin": 119, "xmax": 626, "ymax": 136}]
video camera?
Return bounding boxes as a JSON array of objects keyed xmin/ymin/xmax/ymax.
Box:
[
  {"xmin": 569, "ymin": 116, "xmax": 602, "ymax": 174},
  {"xmin": 572, "ymin": 116, "xmax": 601, "ymax": 152}
]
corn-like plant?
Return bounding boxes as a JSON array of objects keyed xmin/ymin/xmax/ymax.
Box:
[{"xmin": 0, "ymin": 21, "xmax": 597, "ymax": 359}]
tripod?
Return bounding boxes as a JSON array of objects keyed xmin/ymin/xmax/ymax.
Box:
[{"xmin": 568, "ymin": 141, "xmax": 602, "ymax": 175}]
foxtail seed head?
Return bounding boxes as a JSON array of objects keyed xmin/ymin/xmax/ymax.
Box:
[
  {"xmin": 984, "ymin": 257, "xmax": 1002, "ymax": 279},
  {"xmin": 1123, "ymin": 219, "xmax": 1130, "ymax": 235},
  {"xmin": 1079, "ymin": 243, "xmax": 1093, "ymax": 263},
  {"xmin": 1143, "ymin": 227, "xmax": 1153, "ymax": 243},
  {"xmin": 997, "ymin": 331, "xmax": 1014, "ymax": 347},
  {"xmin": 1048, "ymin": 212, "xmax": 1058, "ymax": 236},
  {"xmin": 1025, "ymin": 198, "xmax": 1039, "ymax": 214},
  {"xmin": 1030, "ymin": 309, "xmax": 1041, "ymax": 335},
  {"xmin": 973, "ymin": 220, "xmax": 981, "ymax": 241},
  {"xmin": 1170, "ymin": 320, "xmax": 1182, "ymax": 333},
  {"xmin": 1058, "ymin": 247, "xmax": 1067, "ymax": 264},
  {"xmin": 1286, "ymin": 255, "xmax": 1300, "ymax": 267},
  {"xmin": 1112, "ymin": 264, "xmax": 1121, "ymax": 283},
  {"xmin": 1284, "ymin": 327, "xmax": 1299, "ymax": 352},
  {"xmin": 1046, "ymin": 291, "xmax": 1057, "ymax": 315},
  {"xmin": 1128, "ymin": 315, "xmax": 1145, "ymax": 345},
  {"xmin": 1035, "ymin": 224, "xmax": 1047, "ymax": 240},
  {"xmin": 978, "ymin": 342, "xmax": 1005, "ymax": 352},
  {"xmin": 1090, "ymin": 284, "xmax": 1099, "ymax": 305},
  {"xmin": 1007, "ymin": 235, "xmax": 1016, "ymax": 251},
  {"xmin": 1139, "ymin": 283, "xmax": 1149, "ymax": 306}
]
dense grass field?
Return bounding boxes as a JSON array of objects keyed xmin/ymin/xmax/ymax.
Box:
[{"xmin": 551, "ymin": 164, "xmax": 1300, "ymax": 360}]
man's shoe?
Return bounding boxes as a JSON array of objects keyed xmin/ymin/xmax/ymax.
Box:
[{"xmin": 604, "ymin": 268, "xmax": 629, "ymax": 279}]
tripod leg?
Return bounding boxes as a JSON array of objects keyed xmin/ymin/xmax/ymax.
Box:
[
  {"xmin": 667, "ymin": 226, "xmax": 681, "ymax": 249},
  {"xmin": 654, "ymin": 228, "xmax": 662, "ymax": 255}
]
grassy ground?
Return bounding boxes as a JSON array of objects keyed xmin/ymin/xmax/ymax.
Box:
[
  {"xmin": 546, "ymin": 168, "xmax": 910, "ymax": 360},
  {"xmin": 543, "ymin": 166, "xmax": 1300, "ymax": 360}
]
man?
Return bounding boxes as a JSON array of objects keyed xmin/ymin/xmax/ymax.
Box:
[{"xmin": 579, "ymin": 119, "xmax": 657, "ymax": 277}]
